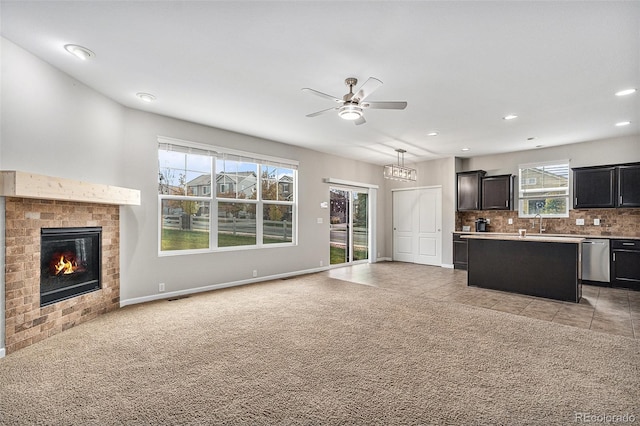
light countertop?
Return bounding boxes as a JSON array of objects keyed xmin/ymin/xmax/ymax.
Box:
[
  {"xmin": 461, "ymin": 234, "xmax": 585, "ymax": 244},
  {"xmin": 453, "ymin": 231, "xmax": 639, "ymax": 240}
]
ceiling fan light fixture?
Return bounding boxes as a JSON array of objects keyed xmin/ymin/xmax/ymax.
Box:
[
  {"xmin": 303, "ymin": 77, "xmax": 406, "ymax": 124},
  {"xmin": 338, "ymin": 104, "xmax": 363, "ymax": 120}
]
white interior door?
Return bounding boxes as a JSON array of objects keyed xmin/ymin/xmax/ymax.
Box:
[
  {"xmin": 393, "ymin": 187, "xmax": 442, "ymax": 266},
  {"xmin": 416, "ymin": 188, "xmax": 442, "ymax": 265},
  {"xmin": 392, "ymin": 190, "xmax": 417, "ymax": 263}
]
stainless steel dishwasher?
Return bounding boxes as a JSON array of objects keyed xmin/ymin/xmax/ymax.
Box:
[{"xmin": 582, "ymin": 239, "xmax": 610, "ymax": 284}]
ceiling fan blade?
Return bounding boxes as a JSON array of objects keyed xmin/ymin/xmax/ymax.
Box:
[
  {"xmin": 352, "ymin": 77, "xmax": 383, "ymax": 102},
  {"xmin": 362, "ymin": 101, "xmax": 408, "ymax": 110},
  {"xmin": 354, "ymin": 116, "xmax": 366, "ymax": 126},
  {"xmin": 306, "ymin": 106, "xmax": 339, "ymax": 118},
  {"xmin": 301, "ymin": 88, "xmax": 342, "ymax": 103}
]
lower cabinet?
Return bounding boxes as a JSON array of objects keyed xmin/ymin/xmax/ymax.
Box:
[
  {"xmin": 453, "ymin": 233, "xmax": 468, "ymax": 270},
  {"xmin": 611, "ymin": 240, "xmax": 640, "ymax": 291}
]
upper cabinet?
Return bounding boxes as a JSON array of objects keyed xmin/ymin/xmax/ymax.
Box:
[
  {"xmin": 573, "ymin": 163, "xmax": 640, "ymax": 209},
  {"xmin": 457, "ymin": 170, "xmax": 485, "ymax": 211},
  {"xmin": 481, "ymin": 175, "xmax": 514, "ymax": 210},
  {"xmin": 618, "ymin": 164, "xmax": 640, "ymax": 207},
  {"xmin": 573, "ymin": 166, "xmax": 616, "ymax": 208}
]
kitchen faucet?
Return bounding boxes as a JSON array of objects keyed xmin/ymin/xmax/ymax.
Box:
[{"xmin": 533, "ymin": 214, "xmax": 545, "ymax": 233}]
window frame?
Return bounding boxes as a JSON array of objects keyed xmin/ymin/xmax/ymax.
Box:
[
  {"xmin": 517, "ymin": 160, "xmax": 570, "ymax": 218},
  {"xmin": 158, "ymin": 138, "xmax": 298, "ymax": 256}
]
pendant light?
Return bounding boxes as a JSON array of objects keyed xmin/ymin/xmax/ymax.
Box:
[{"xmin": 384, "ymin": 149, "xmax": 417, "ymax": 182}]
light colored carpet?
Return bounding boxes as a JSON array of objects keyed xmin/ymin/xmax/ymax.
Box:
[{"xmin": 1, "ymin": 270, "xmax": 638, "ymax": 425}]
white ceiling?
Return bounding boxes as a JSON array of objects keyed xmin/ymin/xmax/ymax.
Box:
[{"xmin": 1, "ymin": 1, "xmax": 638, "ymax": 165}]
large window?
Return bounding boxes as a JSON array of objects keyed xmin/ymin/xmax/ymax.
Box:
[
  {"xmin": 518, "ymin": 161, "xmax": 570, "ymax": 218},
  {"xmin": 158, "ymin": 140, "xmax": 297, "ymax": 254}
]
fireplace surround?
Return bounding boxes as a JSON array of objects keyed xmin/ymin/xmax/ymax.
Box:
[{"xmin": 4, "ymin": 198, "xmax": 120, "ymax": 354}]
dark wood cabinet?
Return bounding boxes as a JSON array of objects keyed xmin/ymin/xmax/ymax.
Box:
[
  {"xmin": 481, "ymin": 175, "xmax": 514, "ymax": 210},
  {"xmin": 457, "ymin": 170, "xmax": 485, "ymax": 211},
  {"xmin": 573, "ymin": 166, "xmax": 616, "ymax": 208},
  {"xmin": 453, "ymin": 233, "xmax": 468, "ymax": 270},
  {"xmin": 611, "ymin": 239, "xmax": 640, "ymax": 291},
  {"xmin": 617, "ymin": 164, "xmax": 640, "ymax": 207},
  {"xmin": 573, "ymin": 163, "xmax": 640, "ymax": 209}
]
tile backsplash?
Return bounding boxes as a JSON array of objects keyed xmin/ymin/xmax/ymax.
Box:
[{"xmin": 457, "ymin": 208, "xmax": 640, "ymax": 237}]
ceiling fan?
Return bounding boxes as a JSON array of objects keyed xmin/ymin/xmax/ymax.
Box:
[{"xmin": 302, "ymin": 77, "xmax": 407, "ymax": 125}]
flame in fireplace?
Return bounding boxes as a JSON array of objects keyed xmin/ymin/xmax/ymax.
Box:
[{"xmin": 50, "ymin": 252, "xmax": 85, "ymax": 276}]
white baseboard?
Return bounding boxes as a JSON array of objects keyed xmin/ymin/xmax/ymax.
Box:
[
  {"xmin": 119, "ymin": 260, "xmax": 455, "ymax": 308},
  {"xmin": 0, "ymin": 347, "xmax": 5, "ymax": 358},
  {"xmin": 441, "ymin": 263, "xmax": 455, "ymax": 269},
  {"xmin": 120, "ymin": 265, "xmax": 329, "ymax": 308}
]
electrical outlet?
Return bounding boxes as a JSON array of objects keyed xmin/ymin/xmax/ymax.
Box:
[
  {"xmin": 594, "ymin": 218, "xmax": 600, "ymax": 226},
  {"xmin": 576, "ymin": 218, "xmax": 585, "ymax": 226},
  {"xmin": 486, "ymin": 218, "xmax": 491, "ymax": 224},
  {"xmin": 252, "ymin": 270, "xmax": 258, "ymax": 278},
  {"xmin": 508, "ymin": 218, "xmax": 513, "ymax": 225},
  {"xmin": 159, "ymin": 282, "xmax": 165, "ymax": 292},
  {"xmin": 320, "ymin": 260, "xmax": 323, "ymax": 267}
]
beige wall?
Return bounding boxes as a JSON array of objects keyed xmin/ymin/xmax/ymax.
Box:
[{"xmin": 119, "ymin": 108, "xmax": 388, "ymax": 302}]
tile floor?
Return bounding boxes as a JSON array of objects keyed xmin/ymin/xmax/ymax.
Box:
[{"xmin": 324, "ymin": 262, "xmax": 640, "ymax": 339}]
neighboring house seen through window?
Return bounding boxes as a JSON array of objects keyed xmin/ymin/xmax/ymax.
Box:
[
  {"xmin": 158, "ymin": 140, "xmax": 297, "ymax": 254},
  {"xmin": 518, "ymin": 160, "xmax": 570, "ymax": 218}
]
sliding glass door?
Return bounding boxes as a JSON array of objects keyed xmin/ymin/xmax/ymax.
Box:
[{"xmin": 330, "ymin": 187, "xmax": 368, "ymax": 265}]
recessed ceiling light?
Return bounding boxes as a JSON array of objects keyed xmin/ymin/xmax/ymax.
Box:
[
  {"xmin": 615, "ymin": 121, "xmax": 631, "ymax": 127},
  {"xmin": 503, "ymin": 114, "xmax": 518, "ymax": 120},
  {"xmin": 64, "ymin": 44, "xmax": 95, "ymax": 60},
  {"xmin": 461, "ymin": 148, "xmax": 470, "ymax": 152},
  {"xmin": 615, "ymin": 88, "xmax": 637, "ymax": 97},
  {"xmin": 427, "ymin": 132, "xmax": 438, "ymax": 137},
  {"xmin": 136, "ymin": 92, "xmax": 156, "ymax": 103}
]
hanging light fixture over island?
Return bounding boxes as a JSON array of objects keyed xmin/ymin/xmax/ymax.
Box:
[{"xmin": 384, "ymin": 149, "xmax": 417, "ymax": 182}]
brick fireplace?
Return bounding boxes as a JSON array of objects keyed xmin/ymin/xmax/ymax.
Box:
[
  {"xmin": 1, "ymin": 170, "xmax": 140, "ymax": 355},
  {"xmin": 4, "ymin": 198, "xmax": 120, "ymax": 354}
]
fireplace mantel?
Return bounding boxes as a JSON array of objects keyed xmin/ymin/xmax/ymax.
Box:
[{"xmin": 0, "ymin": 170, "xmax": 140, "ymax": 205}]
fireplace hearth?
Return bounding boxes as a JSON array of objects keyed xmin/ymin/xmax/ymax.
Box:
[{"xmin": 40, "ymin": 227, "xmax": 102, "ymax": 306}]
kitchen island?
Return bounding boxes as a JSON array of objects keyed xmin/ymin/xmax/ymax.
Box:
[{"xmin": 462, "ymin": 234, "xmax": 584, "ymax": 303}]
